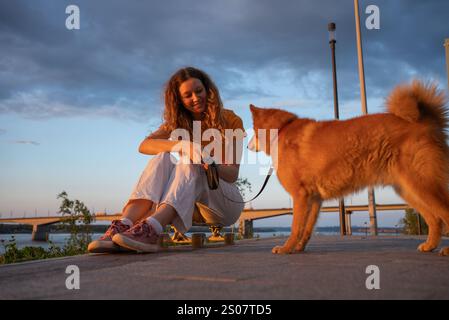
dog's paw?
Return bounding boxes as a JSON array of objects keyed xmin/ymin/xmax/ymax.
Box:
[
  {"xmin": 294, "ymin": 242, "xmax": 306, "ymax": 252},
  {"xmin": 417, "ymin": 242, "xmax": 437, "ymax": 252},
  {"xmin": 438, "ymin": 247, "xmax": 449, "ymax": 256},
  {"xmin": 272, "ymin": 245, "xmax": 293, "ymax": 254}
]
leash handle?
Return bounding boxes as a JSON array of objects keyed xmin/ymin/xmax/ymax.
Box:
[{"xmin": 222, "ymin": 166, "xmax": 274, "ymax": 204}]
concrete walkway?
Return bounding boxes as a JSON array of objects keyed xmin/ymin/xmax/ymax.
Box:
[{"xmin": 1, "ymin": 235, "xmax": 449, "ymax": 299}]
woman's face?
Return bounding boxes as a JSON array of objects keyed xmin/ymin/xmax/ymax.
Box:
[{"xmin": 179, "ymin": 78, "xmax": 207, "ymax": 118}]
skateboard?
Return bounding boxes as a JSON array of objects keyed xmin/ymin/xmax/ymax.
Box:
[
  {"xmin": 158, "ymin": 202, "xmax": 236, "ymax": 249},
  {"xmin": 159, "ymin": 223, "xmax": 235, "ymax": 249}
]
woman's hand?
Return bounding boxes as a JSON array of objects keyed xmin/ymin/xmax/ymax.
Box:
[{"xmin": 172, "ymin": 140, "xmax": 203, "ymax": 164}]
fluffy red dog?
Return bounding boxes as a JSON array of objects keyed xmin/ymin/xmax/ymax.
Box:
[{"xmin": 248, "ymin": 80, "xmax": 449, "ymax": 255}]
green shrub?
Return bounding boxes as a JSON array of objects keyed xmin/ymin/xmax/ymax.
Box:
[
  {"xmin": 400, "ymin": 208, "xmax": 428, "ymax": 235},
  {"xmin": 0, "ymin": 236, "xmax": 64, "ymax": 264},
  {"xmin": 0, "ymin": 191, "xmax": 94, "ymax": 264}
]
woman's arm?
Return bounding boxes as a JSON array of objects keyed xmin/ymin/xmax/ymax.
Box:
[
  {"xmin": 139, "ymin": 127, "xmax": 202, "ymax": 162},
  {"xmin": 138, "ymin": 126, "xmax": 174, "ymax": 155},
  {"xmin": 139, "ymin": 124, "xmax": 241, "ymax": 183},
  {"xmin": 139, "ymin": 139, "xmax": 178, "ymax": 155},
  {"xmin": 140, "ymin": 138, "xmax": 203, "ymax": 164}
]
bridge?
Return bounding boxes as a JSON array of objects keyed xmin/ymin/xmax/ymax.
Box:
[
  {"xmin": 238, "ymin": 203, "xmax": 409, "ymax": 238},
  {"xmin": 0, "ymin": 203, "xmax": 408, "ymax": 241},
  {"xmin": 0, "ymin": 215, "xmax": 125, "ymax": 241}
]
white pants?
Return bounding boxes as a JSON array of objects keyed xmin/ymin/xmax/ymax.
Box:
[{"xmin": 127, "ymin": 152, "xmax": 244, "ymax": 233}]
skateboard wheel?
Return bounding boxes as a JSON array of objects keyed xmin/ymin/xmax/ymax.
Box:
[
  {"xmin": 224, "ymin": 232, "xmax": 234, "ymax": 245},
  {"xmin": 191, "ymin": 233, "xmax": 205, "ymax": 248}
]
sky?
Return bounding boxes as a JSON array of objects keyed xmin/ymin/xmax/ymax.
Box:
[{"xmin": 0, "ymin": 0, "xmax": 448, "ymax": 228}]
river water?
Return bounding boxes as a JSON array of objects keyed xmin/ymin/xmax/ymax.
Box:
[
  {"xmin": 0, "ymin": 230, "xmax": 398, "ymax": 255},
  {"xmin": 0, "ymin": 232, "xmax": 288, "ymax": 254}
]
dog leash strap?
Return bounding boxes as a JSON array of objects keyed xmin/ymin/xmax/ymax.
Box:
[{"xmin": 223, "ymin": 167, "xmax": 274, "ymax": 204}]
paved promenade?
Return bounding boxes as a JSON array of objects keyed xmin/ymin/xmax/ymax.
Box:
[{"xmin": 1, "ymin": 235, "xmax": 449, "ymax": 299}]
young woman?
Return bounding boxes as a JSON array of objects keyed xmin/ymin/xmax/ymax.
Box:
[{"xmin": 88, "ymin": 67, "xmax": 245, "ymax": 253}]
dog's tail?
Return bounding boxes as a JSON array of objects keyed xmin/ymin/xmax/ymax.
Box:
[
  {"xmin": 387, "ymin": 80, "xmax": 449, "ymax": 187},
  {"xmin": 386, "ymin": 80, "xmax": 448, "ymax": 130}
]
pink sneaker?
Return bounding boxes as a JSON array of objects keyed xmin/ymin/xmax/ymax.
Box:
[
  {"xmin": 112, "ymin": 221, "xmax": 160, "ymax": 253},
  {"xmin": 88, "ymin": 220, "xmax": 131, "ymax": 253}
]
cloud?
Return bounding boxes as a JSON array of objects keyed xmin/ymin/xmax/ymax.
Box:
[
  {"xmin": 0, "ymin": 128, "xmax": 6, "ymax": 135},
  {"xmin": 0, "ymin": 89, "xmax": 152, "ymax": 122},
  {"xmin": 12, "ymin": 140, "xmax": 40, "ymax": 146},
  {"xmin": 0, "ymin": 0, "xmax": 448, "ymax": 121}
]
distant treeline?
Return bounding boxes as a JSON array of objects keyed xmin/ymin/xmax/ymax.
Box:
[
  {"xmin": 0, "ymin": 223, "xmax": 109, "ymax": 234},
  {"xmin": 0, "ymin": 223, "xmax": 235, "ymax": 234},
  {"xmin": 253, "ymin": 226, "xmax": 403, "ymax": 234},
  {"xmin": 0, "ymin": 224, "xmax": 33, "ymax": 233},
  {"xmin": 0, "ymin": 223, "xmax": 403, "ymax": 234}
]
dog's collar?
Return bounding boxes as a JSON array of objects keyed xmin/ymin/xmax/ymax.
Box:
[{"xmin": 277, "ymin": 117, "xmax": 296, "ymax": 136}]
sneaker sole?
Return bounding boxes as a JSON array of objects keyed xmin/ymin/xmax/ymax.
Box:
[
  {"xmin": 112, "ymin": 234, "xmax": 159, "ymax": 253},
  {"xmin": 88, "ymin": 240, "xmax": 131, "ymax": 254}
]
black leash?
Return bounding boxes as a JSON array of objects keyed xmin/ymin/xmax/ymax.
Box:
[{"xmin": 221, "ymin": 166, "xmax": 274, "ymax": 204}]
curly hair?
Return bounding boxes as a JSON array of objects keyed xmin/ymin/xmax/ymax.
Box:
[{"xmin": 160, "ymin": 67, "xmax": 226, "ymax": 138}]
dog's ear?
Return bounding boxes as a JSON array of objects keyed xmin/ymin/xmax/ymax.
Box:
[{"xmin": 249, "ymin": 104, "xmax": 258, "ymax": 113}]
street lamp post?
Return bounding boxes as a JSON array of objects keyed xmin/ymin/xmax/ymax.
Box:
[
  {"xmin": 328, "ymin": 22, "xmax": 346, "ymax": 236},
  {"xmin": 354, "ymin": 0, "xmax": 378, "ymax": 236}
]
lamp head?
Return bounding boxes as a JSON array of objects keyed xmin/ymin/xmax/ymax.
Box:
[{"xmin": 328, "ymin": 22, "xmax": 336, "ymax": 43}]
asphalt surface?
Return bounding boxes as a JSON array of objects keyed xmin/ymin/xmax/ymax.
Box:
[{"xmin": 1, "ymin": 235, "xmax": 449, "ymax": 300}]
